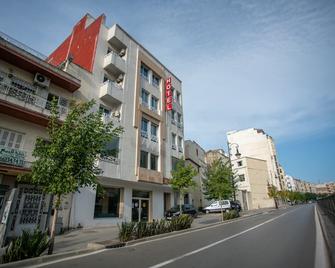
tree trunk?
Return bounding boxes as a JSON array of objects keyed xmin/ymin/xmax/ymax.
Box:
[
  {"xmin": 274, "ymin": 198, "xmax": 278, "ymax": 209},
  {"xmin": 219, "ymin": 196, "xmax": 224, "ymax": 222},
  {"xmin": 179, "ymin": 191, "xmax": 183, "ymax": 215},
  {"xmin": 48, "ymin": 194, "xmax": 61, "ymax": 255}
]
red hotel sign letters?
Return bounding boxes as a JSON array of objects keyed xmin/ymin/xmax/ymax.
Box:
[{"xmin": 165, "ymin": 77, "xmax": 172, "ymax": 111}]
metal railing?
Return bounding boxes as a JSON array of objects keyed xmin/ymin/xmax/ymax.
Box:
[
  {"xmin": 106, "ymin": 50, "xmax": 125, "ymax": 62},
  {"xmin": 0, "ymin": 79, "xmax": 68, "ymax": 116},
  {"xmin": 0, "ymin": 145, "xmax": 29, "ymax": 168},
  {"xmin": 318, "ymin": 194, "xmax": 335, "ymax": 223},
  {"xmin": 0, "ymin": 31, "xmax": 47, "ymax": 60}
]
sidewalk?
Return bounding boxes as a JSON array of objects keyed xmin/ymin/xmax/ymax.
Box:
[{"xmin": 53, "ymin": 206, "xmax": 281, "ymax": 254}]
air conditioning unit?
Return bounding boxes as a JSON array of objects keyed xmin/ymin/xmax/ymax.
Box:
[
  {"xmin": 34, "ymin": 73, "xmax": 50, "ymax": 88},
  {"xmin": 119, "ymin": 49, "xmax": 126, "ymax": 57},
  {"xmin": 113, "ymin": 111, "xmax": 120, "ymax": 117},
  {"xmin": 116, "ymin": 74, "xmax": 124, "ymax": 83}
]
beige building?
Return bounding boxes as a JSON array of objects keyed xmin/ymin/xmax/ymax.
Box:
[
  {"xmin": 0, "ymin": 32, "xmax": 81, "ymax": 242},
  {"xmin": 315, "ymin": 182, "xmax": 335, "ymax": 195},
  {"xmin": 227, "ymin": 128, "xmax": 282, "ymax": 190},
  {"xmin": 184, "ymin": 140, "xmax": 209, "ymax": 210},
  {"xmin": 205, "ymin": 149, "xmax": 229, "ymax": 166},
  {"xmin": 233, "ymin": 157, "xmax": 274, "ymax": 210}
]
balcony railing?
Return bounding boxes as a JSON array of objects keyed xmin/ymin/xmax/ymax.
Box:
[
  {"xmin": 0, "ymin": 79, "xmax": 68, "ymax": 117},
  {"xmin": 172, "ymin": 144, "xmax": 176, "ymax": 150},
  {"xmin": 99, "ymin": 155, "xmax": 120, "ymax": 165},
  {"xmin": 141, "ymin": 130, "xmax": 148, "ymax": 138},
  {"xmin": 101, "ymin": 114, "xmax": 121, "ymax": 125},
  {"xmin": 0, "ymin": 145, "xmax": 28, "ymax": 167},
  {"xmin": 151, "ymin": 135, "xmax": 158, "ymax": 143}
]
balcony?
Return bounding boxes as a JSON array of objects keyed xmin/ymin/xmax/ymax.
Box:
[
  {"xmin": 101, "ymin": 114, "xmax": 121, "ymax": 126},
  {"xmin": 0, "ymin": 146, "xmax": 31, "ymax": 168},
  {"xmin": 107, "ymin": 26, "xmax": 127, "ymax": 52},
  {"xmin": 98, "ymin": 156, "xmax": 121, "ymax": 179},
  {"xmin": 0, "ymin": 78, "xmax": 69, "ymax": 121},
  {"xmin": 99, "ymin": 81, "xmax": 123, "ymax": 105},
  {"xmin": 103, "ymin": 51, "xmax": 126, "ymax": 76}
]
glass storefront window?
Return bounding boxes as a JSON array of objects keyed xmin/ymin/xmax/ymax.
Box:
[{"xmin": 94, "ymin": 187, "xmax": 121, "ymax": 218}]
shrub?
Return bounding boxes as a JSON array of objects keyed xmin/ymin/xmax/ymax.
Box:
[
  {"xmin": 2, "ymin": 229, "xmax": 49, "ymax": 264},
  {"xmin": 223, "ymin": 210, "xmax": 240, "ymax": 221},
  {"xmin": 170, "ymin": 214, "xmax": 193, "ymax": 231},
  {"xmin": 118, "ymin": 221, "xmax": 136, "ymax": 242},
  {"xmin": 118, "ymin": 215, "xmax": 193, "ymax": 242}
]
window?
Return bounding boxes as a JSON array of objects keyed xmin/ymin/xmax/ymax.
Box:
[
  {"xmin": 152, "ymin": 74, "xmax": 160, "ymax": 87},
  {"xmin": 176, "ymin": 92, "xmax": 181, "ymax": 104},
  {"xmin": 177, "ymin": 113, "xmax": 182, "ymax": 124},
  {"xmin": 238, "ymin": 174, "xmax": 245, "ymax": 182},
  {"xmin": 151, "ymin": 123, "xmax": 158, "ymax": 142},
  {"xmin": 151, "ymin": 96, "xmax": 158, "ymax": 111},
  {"xmin": 171, "ymin": 133, "xmax": 176, "ymax": 149},
  {"xmin": 141, "ymin": 118, "xmax": 148, "ymax": 138},
  {"xmin": 0, "ymin": 128, "xmax": 24, "ymax": 149},
  {"xmin": 171, "ymin": 110, "xmax": 176, "ymax": 124},
  {"xmin": 140, "ymin": 150, "xmax": 148, "ymax": 168},
  {"xmin": 141, "ymin": 89, "xmax": 149, "ymax": 106},
  {"xmin": 141, "ymin": 64, "xmax": 149, "ymax": 80},
  {"xmin": 171, "ymin": 87, "xmax": 175, "ymax": 99},
  {"xmin": 171, "ymin": 157, "xmax": 179, "ymax": 171},
  {"xmin": 178, "ymin": 136, "xmax": 183, "ymax": 152},
  {"xmin": 99, "ymin": 105, "xmax": 111, "ymax": 117},
  {"xmin": 101, "ymin": 137, "xmax": 120, "ymax": 159},
  {"xmin": 45, "ymin": 93, "xmax": 59, "ymax": 110},
  {"xmin": 94, "ymin": 187, "xmax": 121, "ymax": 218},
  {"xmin": 150, "ymin": 154, "xmax": 158, "ymax": 170},
  {"xmin": 237, "ymin": 161, "xmax": 243, "ymax": 167}
]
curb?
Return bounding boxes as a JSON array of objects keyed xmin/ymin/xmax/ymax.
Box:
[
  {"xmin": 315, "ymin": 205, "xmax": 334, "ymax": 268},
  {"xmin": 0, "ymin": 207, "xmax": 281, "ymax": 267}
]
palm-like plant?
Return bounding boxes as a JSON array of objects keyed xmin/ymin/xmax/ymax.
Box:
[{"xmin": 268, "ymin": 185, "xmax": 279, "ymax": 209}]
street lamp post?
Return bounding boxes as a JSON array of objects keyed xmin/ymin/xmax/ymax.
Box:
[{"xmin": 227, "ymin": 142, "xmax": 241, "ymax": 201}]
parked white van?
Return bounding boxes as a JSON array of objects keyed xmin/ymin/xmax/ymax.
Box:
[{"xmin": 204, "ymin": 200, "xmax": 231, "ymax": 213}]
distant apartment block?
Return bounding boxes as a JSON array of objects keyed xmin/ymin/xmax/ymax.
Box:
[
  {"xmin": 184, "ymin": 140, "xmax": 210, "ymax": 209},
  {"xmin": 227, "ymin": 128, "xmax": 282, "ymax": 190}
]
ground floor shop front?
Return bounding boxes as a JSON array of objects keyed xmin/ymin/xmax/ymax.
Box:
[{"xmin": 69, "ymin": 178, "xmax": 175, "ymax": 228}]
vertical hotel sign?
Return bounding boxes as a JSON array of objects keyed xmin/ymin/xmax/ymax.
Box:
[{"xmin": 165, "ymin": 77, "xmax": 172, "ymax": 111}]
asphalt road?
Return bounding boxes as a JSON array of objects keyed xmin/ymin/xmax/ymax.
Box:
[{"xmin": 39, "ymin": 205, "xmax": 317, "ymax": 268}]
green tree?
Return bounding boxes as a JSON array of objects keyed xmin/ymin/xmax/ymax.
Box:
[
  {"xmin": 170, "ymin": 160, "xmax": 197, "ymax": 214},
  {"xmin": 204, "ymin": 159, "xmax": 234, "ymax": 221},
  {"xmin": 268, "ymin": 185, "xmax": 279, "ymax": 209},
  {"xmin": 19, "ymin": 99, "xmax": 122, "ymax": 254}
]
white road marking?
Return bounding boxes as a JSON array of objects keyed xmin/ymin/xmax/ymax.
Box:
[
  {"xmin": 31, "ymin": 207, "xmax": 293, "ymax": 267},
  {"xmin": 28, "ymin": 249, "xmax": 107, "ymax": 268},
  {"xmin": 148, "ymin": 210, "xmax": 295, "ymax": 268},
  {"xmin": 314, "ymin": 206, "xmax": 331, "ymax": 268}
]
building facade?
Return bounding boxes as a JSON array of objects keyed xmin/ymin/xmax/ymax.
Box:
[
  {"xmin": 232, "ymin": 157, "xmax": 274, "ymax": 210},
  {"xmin": 0, "ymin": 32, "xmax": 81, "ymax": 242},
  {"xmin": 184, "ymin": 140, "xmax": 209, "ymax": 210},
  {"xmin": 227, "ymin": 128, "xmax": 282, "ymax": 190},
  {"xmin": 47, "ymin": 14, "xmax": 184, "ymax": 227},
  {"xmin": 205, "ymin": 149, "xmax": 229, "ymax": 166}
]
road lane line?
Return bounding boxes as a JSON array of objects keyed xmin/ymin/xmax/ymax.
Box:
[
  {"xmin": 28, "ymin": 249, "xmax": 107, "ymax": 268},
  {"xmin": 148, "ymin": 209, "xmax": 296, "ymax": 268},
  {"xmin": 129, "ymin": 207, "xmax": 292, "ymax": 248}
]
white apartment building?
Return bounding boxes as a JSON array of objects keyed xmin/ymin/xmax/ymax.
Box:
[
  {"xmin": 0, "ymin": 32, "xmax": 81, "ymax": 242},
  {"xmin": 184, "ymin": 140, "xmax": 210, "ymax": 210},
  {"xmin": 285, "ymin": 175, "xmax": 297, "ymax": 192},
  {"xmin": 227, "ymin": 128, "xmax": 282, "ymax": 190},
  {"xmin": 233, "ymin": 157, "xmax": 274, "ymax": 210},
  {"xmin": 47, "ymin": 14, "xmax": 184, "ymax": 227}
]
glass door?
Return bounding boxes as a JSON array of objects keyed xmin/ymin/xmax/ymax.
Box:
[
  {"xmin": 140, "ymin": 199, "xmax": 149, "ymax": 222},
  {"xmin": 132, "ymin": 199, "xmax": 140, "ymax": 222}
]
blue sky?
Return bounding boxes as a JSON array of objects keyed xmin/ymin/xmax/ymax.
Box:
[{"xmin": 0, "ymin": 0, "xmax": 334, "ymax": 183}]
